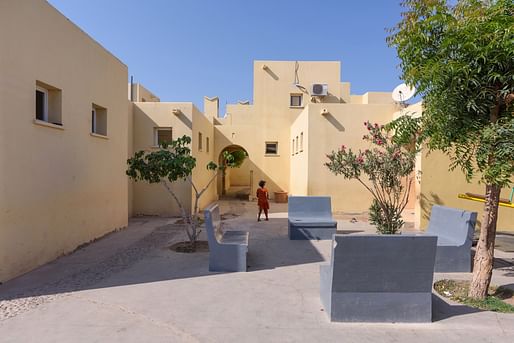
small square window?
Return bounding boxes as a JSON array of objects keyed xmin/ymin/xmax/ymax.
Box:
[
  {"xmin": 91, "ymin": 103, "xmax": 107, "ymax": 136},
  {"xmin": 154, "ymin": 128, "xmax": 173, "ymax": 146},
  {"xmin": 198, "ymin": 132, "xmax": 203, "ymax": 151},
  {"xmin": 35, "ymin": 81, "xmax": 62, "ymax": 125},
  {"xmin": 265, "ymin": 142, "xmax": 278, "ymax": 155},
  {"xmin": 290, "ymin": 94, "xmax": 302, "ymax": 107}
]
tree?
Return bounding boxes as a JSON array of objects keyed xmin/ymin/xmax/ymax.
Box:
[
  {"xmin": 388, "ymin": 0, "xmax": 514, "ymax": 299},
  {"xmin": 325, "ymin": 121, "xmax": 416, "ymax": 234},
  {"xmin": 126, "ymin": 135, "xmax": 246, "ymax": 250}
]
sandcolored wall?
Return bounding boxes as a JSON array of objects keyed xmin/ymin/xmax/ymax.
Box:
[
  {"xmin": 305, "ymin": 103, "xmax": 399, "ymax": 212},
  {"xmin": 131, "ymin": 102, "xmax": 194, "ymax": 216},
  {"xmin": 0, "ymin": 0, "xmax": 129, "ymax": 282},
  {"xmin": 290, "ymin": 108, "xmax": 310, "ymax": 195},
  {"xmin": 420, "ymin": 150, "xmax": 514, "ymax": 232},
  {"xmin": 191, "ymin": 107, "xmax": 217, "ymax": 210},
  {"xmin": 129, "ymin": 83, "xmax": 160, "ymax": 102}
]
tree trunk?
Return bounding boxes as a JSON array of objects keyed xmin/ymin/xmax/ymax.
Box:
[{"xmin": 468, "ymin": 184, "xmax": 501, "ymax": 299}]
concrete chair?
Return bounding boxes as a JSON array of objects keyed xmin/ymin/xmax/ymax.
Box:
[
  {"xmin": 288, "ymin": 196, "xmax": 337, "ymax": 240},
  {"xmin": 425, "ymin": 205, "xmax": 477, "ymax": 272},
  {"xmin": 320, "ymin": 235, "xmax": 437, "ymax": 323},
  {"xmin": 204, "ymin": 203, "xmax": 249, "ymax": 272}
]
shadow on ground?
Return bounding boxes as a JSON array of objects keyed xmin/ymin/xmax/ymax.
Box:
[
  {"xmin": 0, "ymin": 209, "xmax": 324, "ymax": 303},
  {"xmin": 432, "ymin": 293, "xmax": 482, "ymax": 321}
]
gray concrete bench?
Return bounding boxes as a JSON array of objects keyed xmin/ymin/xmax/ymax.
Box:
[
  {"xmin": 320, "ymin": 235, "xmax": 437, "ymax": 323},
  {"xmin": 424, "ymin": 205, "xmax": 477, "ymax": 272},
  {"xmin": 204, "ymin": 203, "xmax": 249, "ymax": 272},
  {"xmin": 288, "ymin": 196, "xmax": 337, "ymax": 240}
]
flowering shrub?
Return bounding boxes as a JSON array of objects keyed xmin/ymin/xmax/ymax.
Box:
[{"xmin": 325, "ymin": 121, "xmax": 416, "ymax": 234}]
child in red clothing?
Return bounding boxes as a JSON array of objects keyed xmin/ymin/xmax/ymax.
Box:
[{"xmin": 256, "ymin": 180, "xmax": 269, "ymax": 221}]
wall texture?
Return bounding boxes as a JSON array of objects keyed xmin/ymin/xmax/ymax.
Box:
[
  {"xmin": 0, "ymin": 0, "xmax": 129, "ymax": 282},
  {"xmin": 131, "ymin": 102, "xmax": 194, "ymax": 216}
]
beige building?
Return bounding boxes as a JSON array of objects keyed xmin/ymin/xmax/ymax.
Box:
[
  {"xmin": 0, "ymin": 0, "xmax": 129, "ymax": 282},
  {"xmin": 1, "ymin": 0, "xmax": 513, "ymax": 283}
]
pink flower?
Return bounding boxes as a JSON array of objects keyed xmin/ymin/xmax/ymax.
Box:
[{"xmin": 340, "ymin": 144, "xmax": 346, "ymax": 151}]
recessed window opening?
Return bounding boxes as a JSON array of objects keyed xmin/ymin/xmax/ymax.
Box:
[
  {"xmin": 155, "ymin": 127, "xmax": 173, "ymax": 146},
  {"xmin": 35, "ymin": 81, "xmax": 62, "ymax": 125},
  {"xmin": 290, "ymin": 94, "xmax": 302, "ymax": 107},
  {"xmin": 198, "ymin": 132, "xmax": 203, "ymax": 151},
  {"xmin": 265, "ymin": 142, "xmax": 278, "ymax": 155},
  {"xmin": 91, "ymin": 104, "xmax": 107, "ymax": 136}
]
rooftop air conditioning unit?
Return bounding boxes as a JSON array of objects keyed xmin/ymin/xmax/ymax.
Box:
[{"xmin": 311, "ymin": 83, "xmax": 328, "ymax": 96}]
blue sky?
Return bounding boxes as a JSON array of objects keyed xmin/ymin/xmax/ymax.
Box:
[{"xmin": 48, "ymin": 0, "xmax": 405, "ymax": 112}]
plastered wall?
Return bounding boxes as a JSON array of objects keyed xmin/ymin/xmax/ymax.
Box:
[{"xmin": 0, "ymin": 0, "xmax": 129, "ymax": 282}]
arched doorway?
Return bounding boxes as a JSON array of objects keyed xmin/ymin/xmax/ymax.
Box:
[{"xmin": 217, "ymin": 145, "xmax": 251, "ymax": 199}]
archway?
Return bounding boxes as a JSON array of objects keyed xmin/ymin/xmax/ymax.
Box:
[{"xmin": 217, "ymin": 145, "xmax": 251, "ymax": 199}]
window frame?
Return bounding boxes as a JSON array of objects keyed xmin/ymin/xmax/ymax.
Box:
[
  {"xmin": 91, "ymin": 108, "xmax": 97, "ymax": 134},
  {"xmin": 154, "ymin": 127, "xmax": 173, "ymax": 147},
  {"xmin": 35, "ymin": 86, "xmax": 49, "ymax": 122},
  {"xmin": 265, "ymin": 141, "xmax": 279, "ymax": 155},
  {"xmin": 290, "ymin": 94, "xmax": 303, "ymax": 107}
]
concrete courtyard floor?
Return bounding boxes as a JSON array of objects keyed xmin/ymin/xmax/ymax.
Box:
[{"xmin": 1, "ymin": 200, "xmax": 514, "ymax": 342}]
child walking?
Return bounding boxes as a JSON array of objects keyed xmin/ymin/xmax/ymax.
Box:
[{"xmin": 256, "ymin": 180, "xmax": 269, "ymax": 221}]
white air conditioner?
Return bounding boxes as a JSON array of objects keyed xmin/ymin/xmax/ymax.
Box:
[{"xmin": 311, "ymin": 83, "xmax": 328, "ymax": 96}]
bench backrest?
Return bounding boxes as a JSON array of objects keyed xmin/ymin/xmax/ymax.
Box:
[
  {"xmin": 288, "ymin": 196, "xmax": 333, "ymax": 219},
  {"xmin": 426, "ymin": 205, "xmax": 477, "ymax": 246},
  {"xmin": 204, "ymin": 203, "xmax": 224, "ymax": 244},
  {"xmin": 330, "ymin": 235, "xmax": 437, "ymax": 293}
]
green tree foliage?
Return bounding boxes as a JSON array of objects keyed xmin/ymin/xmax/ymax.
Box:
[
  {"xmin": 325, "ymin": 122, "xmax": 416, "ymax": 234},
  {"xmin": 126, "ymin": 135, "xmax": 246, "ymax": 250},
  {"xmin": 388, "ymin": 0, "xmax": 514, "ymax": 299}
]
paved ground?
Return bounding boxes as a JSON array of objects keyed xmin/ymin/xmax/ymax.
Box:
[{"xmin": 1, "ymin": 200, "xmax": 514, "ymax": 342}]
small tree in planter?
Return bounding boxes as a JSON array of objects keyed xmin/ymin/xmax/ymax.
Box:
[
  {"xmin": 126, "ymin": 135, "xmax": 246, "ymax": 251},
  {"xmin": 325, "ymin": 121, "xmax": 416, "ymax": 234}
]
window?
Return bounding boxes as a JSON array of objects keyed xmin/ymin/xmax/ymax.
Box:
[
  {"xmin": 206, "ymin": 137, "xmax": 210, "ymax": 153},
  {"xmin": 295, "ymin": 136, "xmax": 299, "ymax": 154},
  {"xmin": 290, "ymin": 94, "xmax": 302, "ymax": 107},
  {"xmin": 265, "ymin": 142, "xmax": 278, "ymax": 155},
  {"xmin": 36, "ymin": 87, "xmax": 47, "ymax": 121},
  {"xmin": 292, "ymin": 138, "xmax": 295, "ymax": 156},
  {"xmin": 91, "ymin": 103, "xmax": 107, "ymax": 136},
  {"xmin": 198, "ymin": 132, "xmax": 203, "ymax": 151},
  {"xmin": 300, "ymin": 132, "xmax": 304, "ymax": 152},
  {"xmin": 154, "ymin": 127, "xmax": 173, "ymax": 146},
  {"xmin": 35, "ymin": 81, "xmax": 62, "ymax": 125}
]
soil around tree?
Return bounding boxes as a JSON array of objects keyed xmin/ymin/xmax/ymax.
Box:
[
  {"xmin": 434, "ymin": 279, "xmax": 514, "ymax": 313},
  {"xmin": 169, "ymin": 240, "xmax": 209, "ymax": 253}
]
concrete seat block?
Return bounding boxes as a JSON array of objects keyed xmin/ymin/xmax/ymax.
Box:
[
  {"xmin": 424, "ymin": 205, "xmax": 477, "ymax": 272},
  {"xmin": 288, "ymin": 196, "xmax": 337, "ymax": 240},
  {"xmin": 204, "ymin": 203, "xmax": 249, "ymax": 272},
  {"xmin": 320, "ymin": 235, "xmax": 437, "ymax": 323}
]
